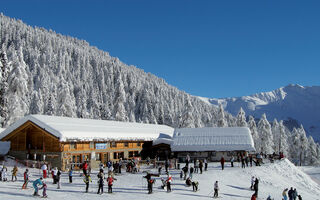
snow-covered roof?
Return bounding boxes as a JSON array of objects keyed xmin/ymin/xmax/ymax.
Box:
[
  {"xmin": 171, "ymin": 127, "xmax": 255, "ymax": 152},
  {"xmin": 0, "ymin": 141, "xmax": 10, "ymax": 155},
  {"xmin": 0, "ymin": 115, "xmax": 174, "ymax": 142},
  {"xmin": 152, "ymin": 133, "xmax": 173, "ymax": 146}
]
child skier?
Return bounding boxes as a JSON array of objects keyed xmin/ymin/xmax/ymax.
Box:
[
  {"xmin": 97, "ymin": 169, "xmax": 104, "ymax": 194},
  {"xmin": 56, "ymin": 168, "xmax": 61, "ymax": 189},
  {"xmin": 1, "ymin": 166, "xmax": 7, "ymax": 181},
  {"xmin": 214, "ymin": 181, "xmax": 219, "ymax": 198},
  {"xmin": 192, "ymin": 180, "xmax": 199, "ymax": 192},
  {"xmin": 22, "ymin": 169, "xmax": 29, "ymax": 189},
  {"xmin": 143, "ymin": 172, "xmax": 159, "ymax": 194},
  {"xmin": 33, "ymin": 177, "xmax": 43, "ymax": 196},
  {"xmin": 83, "ymin": 173, "xmax": 92, "ymax": 193},
  {"xmin": 68, "ymin": 168, "xmax": 73, "ymax": 183},
  {"xmin": 166, "ymin": 173, "xmax": 172, "ymax": 192},
  {"xmin": 107, "ymin": 174, "xmax": 116, "ymax": 193},
  {"xmin": 250, "ymin": 176, "xmax": 255, "ymax": 190},
  {"xmin": 11, "ymin": 165, "xmax": 18, "ymax": 181},
  {"xmin": 41, "ymin": 181, "xmax": 48, "ymax": 198}
]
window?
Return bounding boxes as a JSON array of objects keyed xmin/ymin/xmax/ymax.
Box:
[
  {"xmin": 113, "ymin": 152, "xmax": 117, "ymax": 159},
  {"xmin": 137, "ymin": 142, "xmax": 141, "ymax": 147},
  {"xmin": 70, "ymin": 142, "xmax": 76, "ymax": 150},
  {"xmin": 124, "ymin": 142, "xmax": 129, "ymax": 147},
  {"xmin": 90, "ymin": 142, "xmax": 94, "ymax": 149},
  {"xmin": 111, "ymin": 142, "xmax": 117, "ymax": 148}
]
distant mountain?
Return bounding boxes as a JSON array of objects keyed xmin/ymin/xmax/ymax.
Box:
[{"xmin": 199, "ymin": 84, "xmax": 320, "ymax": 142}]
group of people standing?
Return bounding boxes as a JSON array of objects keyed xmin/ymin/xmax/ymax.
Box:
[{"xmin": 282, "ymin": 187, "xmax": 303, "ymax": 200}]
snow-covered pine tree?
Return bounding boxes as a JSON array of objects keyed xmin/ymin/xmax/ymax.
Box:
[
  {"xmin": 0, "ymin": 50, "xmax": 9, "ymax": 127},
  {"xmin": 298, "ymin": 125, "xmax": 309, "ymax": 165},
  {"xmin": 248, "ymin": 115, "xmax": 259, "ymax": 151},
  {"xmin": 6, "ymin": 47, "xmax": 29, "ymax": 126},
  {"xmin": 278, "ymin": 120, "xmax": 290, "ymax": 157},
  {"xmin": 178, "ymin": 95, "xmax": 195, "ymax": 128},
  {"xmin": 236, "ymin": 107, "xmax": 247, "ymax": 127},
  {"xmin": 307, "ymin": 136, "xmax": 320, "ymax": 165},
  {"xmin": 272, "ymin": 119, "xmax": 280, "ymax": 153},
  {"xmin": 113, "ymin": 74, "xmax": 128, "ymax": 122},
  {"xmin": 257, "ymin": 113, "xmax": 274, "ymax": 154},
  {"xmin": 217, "ymin": 104, "xmax": 227, "ymax": 127},
  {"xmin": 290, "ymin": 127, "xmax": 301, "ymax": 165}
]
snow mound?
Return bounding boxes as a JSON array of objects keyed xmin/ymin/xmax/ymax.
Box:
[{"xmin": 247, "ymin": 159, "xmax": 320, "ymax": 196}]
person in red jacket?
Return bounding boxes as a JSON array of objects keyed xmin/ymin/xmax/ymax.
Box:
[
  {"xmin": 251, "ymin": 193, "xmax": 257, "ymax": 200},
  {"xmin": 83, "ymin": 161, "xmax": 88, "ymax": 176},
  {"xmin": 107, "ymin": 175, "xmax": 117, "ymax": 193},
  {"xmin": 220, "ymin": 157, "xmax": 225, "ymax": 170}
]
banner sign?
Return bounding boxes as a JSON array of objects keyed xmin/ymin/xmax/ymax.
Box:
[{"xmin": 95, "ymin": 143, "xmax": 107, "ymax": 149}]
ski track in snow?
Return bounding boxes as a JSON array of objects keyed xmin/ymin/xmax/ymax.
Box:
[{"xmin": 0, "ymin": 159, "xmax": 319, "ymax": 200}]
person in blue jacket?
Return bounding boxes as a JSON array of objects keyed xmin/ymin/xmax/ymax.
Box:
[{"xmin": 33, "ymin": 177, "xmax": 43, "ymax": 196}]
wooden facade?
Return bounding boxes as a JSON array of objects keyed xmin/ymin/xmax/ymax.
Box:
[{"xmin": 1, "ymin": 120, "xmax": 145, "ymax": 170}]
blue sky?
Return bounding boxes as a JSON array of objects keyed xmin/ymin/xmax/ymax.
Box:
[{"xmin": 2, "ymin": 0, "xmax": 320, "ymax": 98}]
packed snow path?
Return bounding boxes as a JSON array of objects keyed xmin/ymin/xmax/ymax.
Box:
[{"xmin": 0, "ymin": 159, "xmax": 319, "ymax": 200}]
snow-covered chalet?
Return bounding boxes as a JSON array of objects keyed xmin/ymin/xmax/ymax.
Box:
[
  {"xmin": 0, "ymin": 115, "xmax": 174, "ymax": 170},
  {"xmin": 168, "ymin": 127, "xmax": 256, "ymax": 162}
]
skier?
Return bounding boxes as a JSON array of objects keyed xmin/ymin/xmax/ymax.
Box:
[
  {"xmin": 160, "ymin": 178, "xmax": 167, "ymax": 189},
  {"xmin": 56, "ymin": 168, "xmax": 61, "ymax": 189},
  {"xmin": 254, "ymin": 178, "xmax": 259, "ymax": 197},
  {"xmin": 41, "ymin": 163, "xmax": 47, "ymax": 178},
  {"xmin": 97, "ymin": 169, "xmax": 104, "ymax": 194},
  {"xmin": 99, "ymin": 162, "xmax": 104, "ymax": 173},
  {"xmin": 249, "ymin": 154, "xmax": 253, "ymax": 167},
  {"xmin": 68, "ymin": 167, "xmax": 73, "ymax": 183},
  {"xmin": 194, "ymin": 159, "xmax": 199, "ymax": 173},
  {"xmin": 231, "ymin": 156, "xmax": 234, "ymax": 167},
  {"xmin": 119, "ymin": 158, "xmax": 123, "ymax": 174},
  {"xmin": 143, "ymin": 172, "xmax": 159, "ymax": 194},
  {"xmin": 288, "ymin": 187, "xmax": 294, "ymax": 200},
  {"xmin": 192, "ymin": 180, "xmax": 199, "ymax": 192},
  {"xmin": 186, "ymin": 177, "xmax": 192, "ymax": 186},
  {"xmin": 250, "ymin": 176, "xmax": 255, "ymax": 190},
  {"xmin": 220, "ymin": 157, "xmax": 225, "ymax": 170},
  {"xmin": 182, "ymin": 165, "xmax": 188, "ymax": 180},
  {"xmin": 165, "ymin": 159, "xmax": 169, "ymax": 174},
  {"xmin": 33, "ymin": 177, "xmax": 43, "ymax": 196},
  {"xmin": 0, "ymin": 164, "xmax": 2, "ymax": 181},
  {"xmin": 166, "ymin": 173, "xmax": 172, "ymax": 192},
  {"xmin": 11, "ymin": 165, "xmax": 18, "ymax": 181},
  {"xmin": 199, "ymin": 160, "xmax": 203, "ymax": 174},
  {"xmin": 214, "ymin": 181, "xmax": 219, "ymax": 198},
  {"xmin": 298, "ymin": 195, "xmax": 302, "ymax": 200},
  {"xmin": 189, "ymin": 166, "xmax": 194, "ymax": 179},
  {"xmin": 1, "ymin": 166, "xmax": 7, "ymax": 181},
  {"xmin": 241, "ymin": 155, "xmax": 246, "ymax": 168},
  {"xmin": 40, "ymin": 181, "xmax": 48, "ymax": 198},
  {"xmin": 22, "ymin": 169, "xmax": 29, "ymax": 189},
  {"xmin": 282, "ymin": 188, "xmax": 288, "ymax": 200},
  {"xmin": 107, "ymin": 174, "xmax": 116, "ymax": 193},
  {"xmin": 293, "ymin": 188, "xmax": 298, "ymax": 200},
  {"xmin": 83, "ymin": 173, "xmax": 92, "ymax": 193},
  {"xmin": 52, "ymin": 167, "xmax": 57, "ymax": 184},
  {"xmin": 204, "ymin": 158, "xmax": 208, "ymax": 171},
  {"xmin": 82, "ymin": 161, "xmax": 88, "ymax": 176},
  {"xmin": 186, "ymin": 154, "xmax": 190, "ymax": 167}
]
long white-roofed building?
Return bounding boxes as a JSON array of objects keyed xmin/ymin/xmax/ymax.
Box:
[
  {"xmin": 171, "ymin": 127, "xmax": 255, "ymax": 162},
  {"xmin": 0, "ymin": 115, "xmax": 174, "ymax": 170}
]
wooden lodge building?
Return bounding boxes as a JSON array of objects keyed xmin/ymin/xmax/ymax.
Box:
[{"xmin": 0, "ymin": 115, "xmax": 174, "ymax": 170}]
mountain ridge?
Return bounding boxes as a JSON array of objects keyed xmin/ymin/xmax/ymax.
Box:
[{"xmin": 200, "ymin": 84, "xmax": 320, "ymax": 141}]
